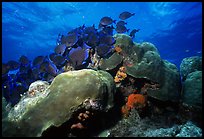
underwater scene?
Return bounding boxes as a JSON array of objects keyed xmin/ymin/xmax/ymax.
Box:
[{"xmin": 2, "ymin": 2, "xmax": 202, "ymax": 137}]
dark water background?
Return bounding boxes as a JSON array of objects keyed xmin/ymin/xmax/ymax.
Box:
[{"xmin": 2, "ymin": 2, "xmax": 202, "ymax": 68}]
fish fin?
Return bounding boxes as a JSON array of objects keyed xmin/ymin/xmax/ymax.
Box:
[
  {"xmin": 82, "ymin": 24, "xmax": 85, "ymax": 28},
  {"xmin": 132, "ymin": 13, "xmax": 135, "ymax": 16},
  {"xmin": 113, "ymin": 20, "xmax": 117, "ymax": 24},
  {"xmin": 127, "ymin": 29, "xmax": 130, "ymax": 33},
  {"xmin": 111, "ymin": 25, "xmax": 115, "ymax": 29},
  {"xmin": 84, "ymin": 49, "xmax": 89, "ymax": 60}
]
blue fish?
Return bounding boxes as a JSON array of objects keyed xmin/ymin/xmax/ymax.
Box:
[
  {"xmin": 19, "ymin": 55, "xmax": 30, "ymax": 66},
  {"xmin": 96, "ymin": 43, "xmax": 113, "ymax": 58},
  {"xmin": 7, "ymin": 60, "xmax": 20, "ymax": 71},
  {"xmin": 68, "ymin": 46, "xmax": 89, "ymax": 68}
]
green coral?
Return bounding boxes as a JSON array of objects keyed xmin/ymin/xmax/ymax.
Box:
[
  {"xmin": 2, "ymin": 69, "xmax": 115, "ymax": 137},
  {"xmin": 182, "ymin": 71, "xmax": 202, "ymax": 108},
  {"xmin": 113, "ymin": 34, "xmax": 181, "ymax": 102},
  {"xmin": 99, "ymin": 53, "xmax": 123, "ymax": 70}
]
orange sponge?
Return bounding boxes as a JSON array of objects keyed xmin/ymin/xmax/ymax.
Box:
[{"xmin": 126, "ymin": 94, "xmax": 146, "ymax": 109}]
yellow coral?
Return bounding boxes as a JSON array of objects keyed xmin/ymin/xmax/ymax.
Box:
[
  {"xmin": 114, "ymin": 66, "xmax": 127, "ymax": 83},
  {"xmin": 115, "ymin": 45, "xmax": 122, "ymax": 53}
]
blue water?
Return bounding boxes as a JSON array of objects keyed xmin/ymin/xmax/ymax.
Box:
[{"xmin": 2, "ymin": 2, "xmax": 202, "ymax": 68}]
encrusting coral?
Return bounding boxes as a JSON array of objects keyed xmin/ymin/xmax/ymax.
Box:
[
  {"xmin": 121, "ymin": 94, "xmax": 146, "ymax": 117},
  {"xmin": 70, "ymin": 110, "xmax": 94, "ymax": 130},
  {"xmin": 114, "ymin": 66, "xmax": 127, "ymax": 83}
]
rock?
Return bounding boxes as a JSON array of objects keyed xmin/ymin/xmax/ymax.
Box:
[
  {"xmin": 175, "ymin": 121, "xmax": 202, "ymax": 137},
  {"xmin": 2, "ymin": 69, "xmax": 115, "ymax": 137},
  {"xmin": 107, "ymin": 109, "xmax": 202, "ymax": 137},
  {"xmin": 180, "ymin": 56, "xmax": 202, "ymax": 81},
  {"xmin": 144, "ymin": 121, "xmax": 202, "ymax": 137},
  {"xmin": 181, "ymin": 71, "xmax": 202, "ymax": 108}
]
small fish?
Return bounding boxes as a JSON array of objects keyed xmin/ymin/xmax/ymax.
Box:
[
  {"xmin": 185, "ymin": 50, "xmax": 190, "ymax": 52},
  {"xmin": 19, "ymin": 55, "xmax": 29, "ymax": 66},
  {"xmin": 61, "ymin": 35, "xmax": 68, "ymax": 44},
  {"xmin": 116, "ymin": 20, "xmax": 127, "ymax": 26},
  {"xmin": 102, "ymin": 25, "xmax": 115, "ymax": 35},
  {"xmin": 83, "ymin": 24, "xmax": 97, "ymax": 34},
  {"xmin": 98, "ymin": 23, "xmax": 106, "ymax": 30},
  {"xmin": 69, "ymin": 47, "xmax": 89, "ymax": 68},
  {"xmin": 52, "ymin": 54, "xmax": 66, "ymax": 67},
  {"xmin": 85, "ymin": 32, "xmax": 99, "ymax": 47},
  {"xmin": 100, "ymin": 16, "xmax": 116, "ymax": 26},
  {"xmin": 49, "ymin": 53, "xmax": 58, "ymax": 62},
  {"xmin": 99, "ymin": 35, "xmax": 116, "ymax": 46},
  {"xmin": 115, "ymin": 25, "xmax": 130, "ymax": 33},
  {"xmin": 96, "ymin": 44, "xmax": 113, "ymax": 57},
  {"xmin": 47, "ymin": 57, "xmax": 59, "ymax": 77},
  {"xmin": 7, "ymin": 60, "xmax": 20, "ymax": 71},
  {"xmin": 60, "ymin": 33, "xmax": 78, "ymax": 47},
  {"xmin": 129, "ymin": 29, "xmax": 140, "ymax": 38},
  {"xmin": 55, "ymin": 44, "xmax": 67, "ymax": 55},
  {"xmin": 40, "ymin": 60, "xmax": 58, "ymax": 77},
  {"xmin": 31, "ymin": 67, "xmax": 41, "ymax": 80},
  {"xmin": 41, "ymin": 72, "xmax": 55, "ymax": 83},
  {"xmin": 82, "ymin": 42, "xmax": 92, "ymax": 50},
  {"xmin": 68, "ymin": 25, "xmax": 84, "ymax": 36},
  {"xmin": 32, "ymin": 56, "xmax": 45, "ymax": 67},
  {"xmin": 66, "ymin": 32, "xmax": 79, "ymax": 47},
  {"xmin": 119, "ymin": 11, "xmax": 135, "ymax": 20},
  {"xmin": 19, "ymin": 64, "xmax": 31, "ymax": 74}
]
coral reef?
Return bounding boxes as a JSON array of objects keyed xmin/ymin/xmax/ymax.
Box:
[
  {"xmin": 2, "ymin": 69, "xmax": 115, "ymax": 137},
  {"xmin": 114, "ymin": 45, "xmax": 122, "ymax": 53},
  {"xmin": 70, "ymin": 110, "xmax": 94, "ymax": 130},
  {"xmin": 180, "ymin": 56, "xmax": 202, "ymax": 81},
  {"xmin": 143, "ymin": 121, "xmax": 202, "ymax": 137},
  {"xmin": 181, "ymin": 71, "xmax": 202, "ymax": 108},
  {"xmin": 27, "ymin": 80, "xmax": 50, "ymax": 97},
  {"xmin": 126, "ymin": 94, "xmax": 146, "ymax": 109},
  {"xmin": 99, "ymin": 52, "xmax": 123, "ymax": 70},
  {"xmin": 112, "ymin": 34, "xmax": 181, "ymax": 102},
  {"xmin": 88, "ymin": 50, "xmax": 101, "ymax": 69},
  {"xmin": 121, "ymin": 94, "xmax": 146, "ymax": 117},
  {"xmin": 2, "ymin": 33, "xmax": 202, "ymax": 137},
  {"xmin": 106, "ymin": 109, "xmax": 202, "ymax": 137},
  {"xmin": 114, "ymin": 66, "xmax": 127, "ymax": 83}
]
